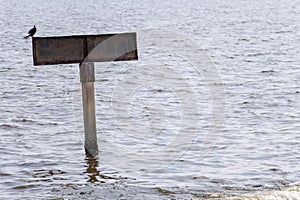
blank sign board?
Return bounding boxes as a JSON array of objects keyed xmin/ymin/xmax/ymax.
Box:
[{"xmin": 32, "ymin": 33, "xmax": 138, "ymax": 66}]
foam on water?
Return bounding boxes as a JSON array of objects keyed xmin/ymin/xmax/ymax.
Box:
[{"xmin": 225, "ymin": 183, "xmax": 300, "ymax": 200}]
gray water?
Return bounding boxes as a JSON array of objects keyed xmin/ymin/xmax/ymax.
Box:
[{"xmin": 1, "ymin": 0, "xmax": 300, "ymax": 199}]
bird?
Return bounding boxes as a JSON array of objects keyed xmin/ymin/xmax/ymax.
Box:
[{"xmin": 23, "ymin": 25, "xmax": 36, "ymax": 39}]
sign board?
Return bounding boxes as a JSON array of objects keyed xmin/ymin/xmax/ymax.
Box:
[{"xmin": 32, "ymin": 33, "xmax": 138, "ymax": 65}]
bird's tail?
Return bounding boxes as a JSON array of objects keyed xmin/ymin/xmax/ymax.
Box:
[{"xmin": 23, "ymin": 35, "xmax": 30, "ymax": 39}]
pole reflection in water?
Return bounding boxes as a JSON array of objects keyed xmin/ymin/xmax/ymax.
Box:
[{"xmin": 85, "ymin": 155, "xmax": 100, "ymax": 183}]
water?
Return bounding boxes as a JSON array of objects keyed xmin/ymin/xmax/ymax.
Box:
[{"xmin": 1, "ymin": 0, "xmax": 300, "ymax": 199}]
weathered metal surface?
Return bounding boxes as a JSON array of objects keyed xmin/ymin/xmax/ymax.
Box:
[
  {"xmin": 80, "ymin": 62, "xmax": 95, "ymax": 82},
  {"xmin": 33, "ymin": 33, "xmax": 138, "ymax": 66},
  {"xmin": 80, "ymin": 63, "xmax": 98, "ymax": 156},
  {"xmin": 87, "ymin": 33, "xmax": 138, "ymax": 62},
  {"xmin": 33, "ymin": 36, "xmax": 85, "ymax": 65}
]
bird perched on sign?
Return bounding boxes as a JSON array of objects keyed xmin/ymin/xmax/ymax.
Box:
[{"xmin": 24, "ymin": 25, "xmax": 36, "ymax": 39}]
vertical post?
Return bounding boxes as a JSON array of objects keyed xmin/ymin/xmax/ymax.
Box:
[{"xmin": 79, "ymin": 62, "xmax": 98, "ymax": 156}]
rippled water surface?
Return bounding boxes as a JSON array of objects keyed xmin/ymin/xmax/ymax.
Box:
[{"xmin": 1, "ymin": 0, "xmax": 300, "ymax": 199}]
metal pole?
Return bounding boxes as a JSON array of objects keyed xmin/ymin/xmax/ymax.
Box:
[{"xmin": 79, "ymin": 62, "xmax": 98, "ymax": 156}]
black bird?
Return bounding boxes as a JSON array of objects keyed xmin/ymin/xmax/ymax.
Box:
[{"xmin": 23, "ymin": 25, "xmax": 36, "ymax": 39}]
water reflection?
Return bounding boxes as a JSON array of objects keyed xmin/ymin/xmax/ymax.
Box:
[{"xmin": 85, "ymin": 155, "xmax": 100, "ymax": 183}]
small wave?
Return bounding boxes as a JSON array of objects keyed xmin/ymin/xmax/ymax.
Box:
[
  {"xmin": 12, "ymin": 184, "xmax": 39, "ymax": 190},
  {"xmin": 33, "ymin": 169, "xmax": 66, "ymax": 178},
  {"xmin": 261, "ymin": 70, "xmax": 275, "ymax": 73},
  {"xmin": 224, "ymin": 184, "xmax": 300, "ymax": 200},
  {"xmin": 0, "ymin": 124, "xmax": 19, "ymax": 129},
  {"xmin": 12, "ymin": 118, "xmax": 35, "ymax": 123}
]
